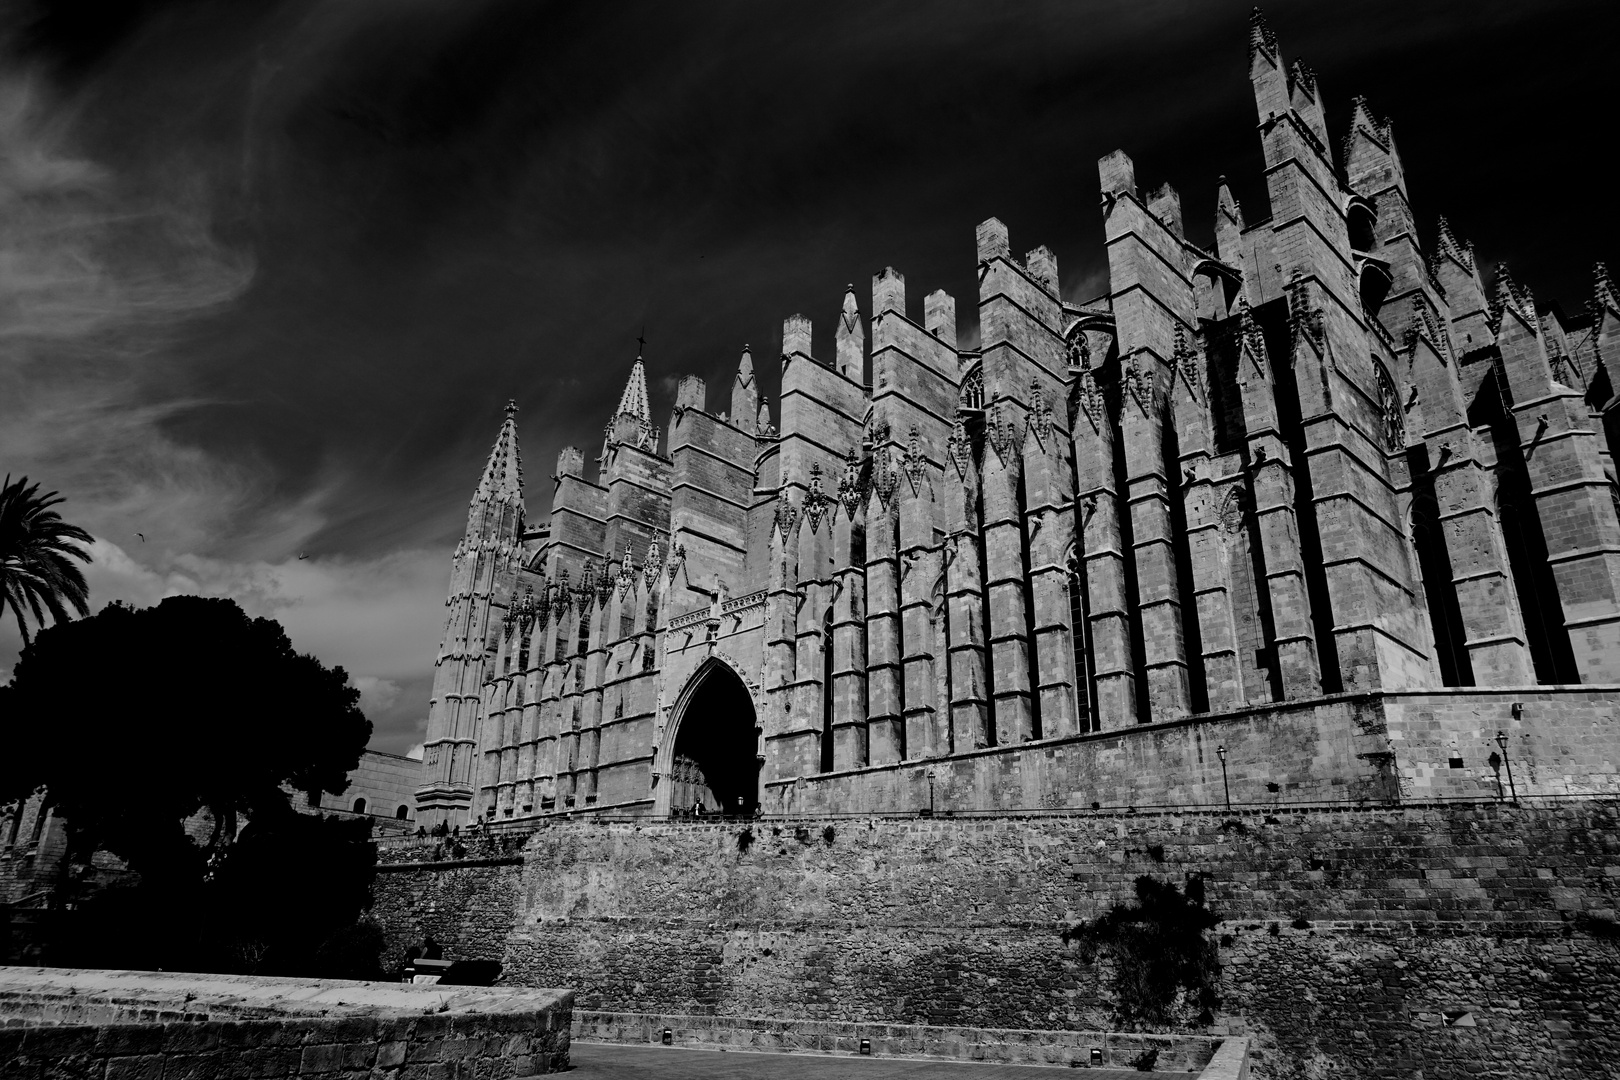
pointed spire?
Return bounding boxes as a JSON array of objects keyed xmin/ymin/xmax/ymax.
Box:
[
  {"xmin": 1435, "ymin": 216, "xmax": 1472, "ymax": 271},
  {"xmin": 1288, "ymin": 58, "xmax": 1317, "ymax": 98},
  {"xmin": 1493, "ymin": 263, "xmax": 1533, "ymax": 323},
  {"xmin": 731, "ymin": 344, "xmax": 758, "ymax": 433},
  {"xmin": 1348, "ymin": 96, "xmax": 1386, "ymax": 143},
  {"xmin": 475, "ymin": 402, "xmax": 523, "ymax": 504},
  {"xmin": 1596, "ymin": 262, "xmax": 1620, "ymax": 315},
  {"xmin": 756, "ymin": 395, "xmax": 775, "ymax": 437},
  {"xmin": 616, "ymin": 358, "xmax": 652, "ymax": 424},
  {"xmin": 1249, "ymin": 6, "xmax": 1278, "ymax": 59},
  {"xmin": 835, "ymin": 284, "xmax": 864, "ymax": 378},
  {"xmin": 1215, "ymin": 175, "xmax": 1244, "ymax": 262},
  {"xmin": 1217, "ymin": 176, "xmax": 1242, "ymax": 226}
]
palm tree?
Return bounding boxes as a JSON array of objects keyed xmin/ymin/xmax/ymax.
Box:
[{"xmin": 0, "ymin": 476, "xmax": 94, "ymax": 648}]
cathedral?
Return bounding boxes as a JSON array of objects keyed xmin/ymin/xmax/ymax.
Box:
[{"xmin": 413, "ymin": 12, "xmax": 1620, "ymax": 829}]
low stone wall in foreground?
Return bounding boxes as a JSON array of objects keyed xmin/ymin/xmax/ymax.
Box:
[{"xmin": 0, "ymin": 967, "xmax": 572, "ymax": 1080}]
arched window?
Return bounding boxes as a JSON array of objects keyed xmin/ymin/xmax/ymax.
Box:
[
  {"xmin": 958, "ymin": 362, "xmax": 984, "ymax": 412},
  {"xmin": 352, "ymin": 797, "xmax": 367, "ymax": 815},
  {"xmin": 1373, "ymin": 359, "xmax": 1404, "ymax": 452},
  {"xmin": 396, "ymin": 805, "xmax": 410, "ymax": 820},
  {"xmin": 577, "ymin": 609, "xmax": 590, "ymax": 657}
]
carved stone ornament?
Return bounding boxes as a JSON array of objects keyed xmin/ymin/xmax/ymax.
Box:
[
  {"xmin": 837, "ymin": 448, "xmax": 867, "ymax": 521},
  {"xmin": 1219, "ymin": 484, "xmax": 1248, "ymax": 534},
  {"xmin": 803, "ymin": 462, "xmax": 831, "ymax": 533},
  {"xmin": 946, "ymin": 415, "xmax": 971, "ymax": 476},
  {"xmin": 617, "ymin": 542, "xmax": 637, "ymax": 597},
  {"xmin": 1238, "ymin": 297, "xmax": 1269, "ymax": 374},
  {"xmin": 1025, "ymin": 380, "xmax": 1053, "ymax": 444},
  {"xmin": 1172, "ymin": 326, "xmax": 1201, "ymax": 398},
  {"xmin": 986, "ymin": 403, "xmax": 1025, "ymax": 462},
  {"xmin": 774, "ymin": 496, "xmax": 800, "ymax": 538},
  {"xmin": 1287, "ymin": 278, "xmax": 1325, "ymax": 350},
  {"xmin": 1123, "ymin": 353, "xmax": 1155, "ymax": 417},
  {"xmin": 872, "ymin": 443, "xmax": 899, "ymax": 506},
  {"xmin": 551, "ymin": 567, "xmax": 572, "ymax": 616},
  {"xmin": 1071, "ymin": 342, "xmax": 1104, "ymax": 431},
  {"xmin": 642, "ymin": 539, "xmax": 661, "ymax": 592},
  {"xmin": 1374, "ymin": 360, "xmax": 1404, "ymax": 452},
  {"xmin": 901, "ymin": 428, "xmax": 928, "ymax": 492}
]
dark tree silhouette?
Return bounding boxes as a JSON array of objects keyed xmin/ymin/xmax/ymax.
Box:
[
  {"xmin": 0, "ymin": 475, "xmax": 93, "ymax": 647},
  {"xmin": 2, "ymin": 596, "xmax": 371, "ymax": 887}
]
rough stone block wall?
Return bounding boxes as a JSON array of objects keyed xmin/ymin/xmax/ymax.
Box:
[
  {"xmin": 374, "ymin": 802, "xmax": 1620, "ymax": 1079},
  {"xmin": 0, "ymin": 969, "xmax": 572, "ymax": 1080},
  {"xmin": 369, "ymin": 848, "xmax": 525, "ymax": 975}
]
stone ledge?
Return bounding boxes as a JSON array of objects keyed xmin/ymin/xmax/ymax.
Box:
[
  {"xmin": 571, "ymin": 1009, "xmax": 1227, "ymax": 1073},
  {"xmin": 0, "ymin": 968, "xmax": 574, "ymax": 1080}
]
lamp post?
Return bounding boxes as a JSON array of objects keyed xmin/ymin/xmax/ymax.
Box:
[
  {"xmin": 925, "ymin": 767, "xmax": 938, "ymax": 817},
  {"xmin": 1495, "ymin": 731, "xmax": 1517, "ymax": 804},
  {"xmin": 1486, "ymin": 751, "xmax": 1505, "ymax": 801},
  {"xmin": 1215, "ymin": 745, "xmax": 1231, "ymax": 811}
]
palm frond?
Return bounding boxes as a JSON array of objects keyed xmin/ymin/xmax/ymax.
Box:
[{"xmin": 0, "ymin": 475, "xmax": 95, "ymax": 644}]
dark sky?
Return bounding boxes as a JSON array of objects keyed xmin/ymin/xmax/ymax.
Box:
[{"xmin": 2, "ymin": 0, "xmax": 1614, "ymax": 753}]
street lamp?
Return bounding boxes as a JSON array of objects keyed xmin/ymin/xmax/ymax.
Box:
[
  {"xmin": 1495, "ymin": 731, "xmax": 1517, "ymax": 803},
  {"xmin": 1215, "ymin": 745, "xmax": 1231, "ymax": 811}
]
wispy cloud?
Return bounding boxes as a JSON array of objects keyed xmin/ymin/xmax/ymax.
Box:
[
  {"xmin": 1, "ymin": 538, "xmax": 446, "ymax": 752},
  {"xmin": 0, "ymin": 69, "xmax": 257, "ymax": 553}
]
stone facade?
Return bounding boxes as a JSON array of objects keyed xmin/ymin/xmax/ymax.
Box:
[
  {"xmin": 414, "ymin": 12, "xmax": 1620, "ymax": 830},
  {"xmin": 307, "ymin": 751, "xmax": 423, "ymax": 825},
  {"xmin": 371, "ymin": 801, "xmax": 1620, "ymax": 1079}
]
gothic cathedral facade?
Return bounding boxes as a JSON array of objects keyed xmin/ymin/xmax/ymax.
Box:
[{"xmin": 414, "ymin": 13, "xmax": 1620, "ymax": 829}]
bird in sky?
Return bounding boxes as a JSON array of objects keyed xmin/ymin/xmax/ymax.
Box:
[
  {"xmin": 297, "ymin": 552, "xmax": 309, "ymax": 560},
  {"xmin": 136, "ymin": 533, "xmax": 145, "ymax": 542}
]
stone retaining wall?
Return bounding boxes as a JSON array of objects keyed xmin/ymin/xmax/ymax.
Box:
[
  {"xmin": 373, "ymin": 800, "xmax": 1620, "ymax": 1079},
  {"xmin": 0, "ymin": 968, "xmax": 572, "ymax": 1080}
]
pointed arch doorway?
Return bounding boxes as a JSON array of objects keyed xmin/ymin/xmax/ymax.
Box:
[{"xmin": 659, "ymin": 658, "xmax": 760, "ymax": 817}]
